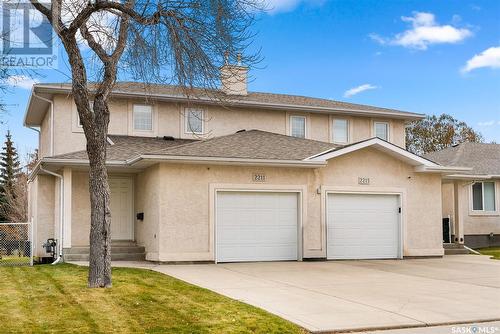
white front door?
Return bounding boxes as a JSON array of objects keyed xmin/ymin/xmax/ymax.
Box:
[
  {"xmin": 327, "ymin": 193, "xmax": 400, "ymax": 259},
  {"xmin": 216, "ymin": 191, "xmax": 299, "ymax": 263},
  {"xmin": 109, "ymin": 177, "xmax": 134, "ymax": 240}
]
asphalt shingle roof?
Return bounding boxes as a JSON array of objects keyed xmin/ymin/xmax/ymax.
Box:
[
  {"xmin": 48, "ymin": 130, "xmax": 337, "ymax": 162},
  {"xmin": 424, "ymin": 142, "xmax": 500, "ymax": 175},
  {"xmin": 35, "ymin": 82, "xmax": 421, "ymax": 118},
  {"xmin": 51, "ymin": 136, "xmax": 196, "ymax": 161}
]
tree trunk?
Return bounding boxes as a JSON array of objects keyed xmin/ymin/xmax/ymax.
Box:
[
  {"xmin": 86, "ymin": 100, "xmax": 112, "ymax": 288},
  {"xmin": 87, "ymin": 153, "xmax": 112, "ymax": 288}
]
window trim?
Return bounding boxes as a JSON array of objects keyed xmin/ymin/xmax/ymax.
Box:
[
  {"xmin": 332, "ymin": 118, "xmax": 350, "ymax": 144},
  {"xmin": 133, "ymin": 104, "xmax": 153, "ymax": 132},
  {"xmin": 184, "ymin": 108, "xmax": 205, "ymax": 135},
  {"xmin": 289, "ymin": 115, "xmax": 307, "ymax": 138},
  {"xmin": 470, "ymin": 181, "xmax": 498, "ymax": 215},
  {"xmin": 373, "ymin": 121, "xmax": 390, "ymax": 141}
]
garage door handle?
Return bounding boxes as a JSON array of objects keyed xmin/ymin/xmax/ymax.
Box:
[{"xmin": 398, "ymin": 207, "xmax": 401, "ymax": 213}]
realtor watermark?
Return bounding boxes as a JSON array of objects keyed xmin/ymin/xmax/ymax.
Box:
[
  {"xmin": 1, "ymin": 1, "xmax": 57, "ymax": 69},
  {"xmin": 451, "ymin": 325, "xmax": 499, "ymax": 334}
]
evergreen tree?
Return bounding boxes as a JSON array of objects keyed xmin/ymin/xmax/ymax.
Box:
[{"xmin": 0, "ymin": 131, "xmax": 21, "ymax": 223}]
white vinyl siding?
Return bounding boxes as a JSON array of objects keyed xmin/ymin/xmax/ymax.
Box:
[
  {"xmin": 185, "ymin": 109, "xmax": 204, "ymax": 134},
  {"xmin": 133, "ymin": 104, "xmax": 153, "ymax": 131},
  {"xmin": 374, "ymin": 122, "xmax": 389, "ymax": 141},
  {"xmin": 216, "ymin": 192, "xmax": 299, "ymax": 262},
  {"xmin": 290, "ymin": 116, "xmax": 306, "ymax": 138},
  {"xmin": 472, "ymin": 182, "xmax": 496, "ymax": 212},
  {"xmin": 332, "ymin": 119, "xmax": 349, "ymax": 144},
  {"xmin": 327, "ymin": 193, "xmax": 400, "ymax": 259}
]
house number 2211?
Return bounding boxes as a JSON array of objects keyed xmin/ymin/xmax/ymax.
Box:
[{"xmin": 253, "ymin": 173, "xmax": 266, "ymax": 182}]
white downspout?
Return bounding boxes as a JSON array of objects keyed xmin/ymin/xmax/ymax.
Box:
[
  {"xmin": 40, "ymin": 167, "xmax": 64, "ymax": 264},
  {"xmin": 32, "ymin": 93, "xmax": 54, "ymax": 156}
]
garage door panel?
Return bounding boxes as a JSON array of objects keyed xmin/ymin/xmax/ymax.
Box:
[
  {"xmin": 327, "ymin": 193, "xmax": 400, "ymax": 260},
  {"xmin": 216, "ymin": 192, "xmax": 299, "ymax": 263}
]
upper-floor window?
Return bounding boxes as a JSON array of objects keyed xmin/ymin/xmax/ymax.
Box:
[
  {"xmin": 472, "ymin": 181, "xmax": 496, "ymax": 212},
  {"xmin": 290, "ymin": 115, "xmax": 306, "ymax": 138},
  {"xmin": 133, "ymin": 104, "xmax": 153, "ymax": 131},
  {"xmin": 185, "ymin": 108, "xmax": 204, "ymax": 134},
  {"xmin": 374, "ymin": 121, "xmax": 389, "ymax": 141},
  {"xmin": 332, "ymin": 119, "xmax": 349, "ymax": 144}
]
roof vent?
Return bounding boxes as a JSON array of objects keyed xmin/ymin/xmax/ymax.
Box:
[
  {"xmin": 163, "ymin": 136, "xmax": 175, "ymax": 141},
  {"xmin": 236, "ymin": 129, "xmax": 246, "ymax": 133}
]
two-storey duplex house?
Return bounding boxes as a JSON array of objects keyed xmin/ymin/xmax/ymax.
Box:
[{"xmin": 25, "ymin": 64, "xmax": 468, "ymax": 262}]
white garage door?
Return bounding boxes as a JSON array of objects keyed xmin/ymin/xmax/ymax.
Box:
[
  {"xmin": 216, "ymin": 191, "xmax": 299, "ymax": 263},
  {"xmin": 327, "ymin": 193, "xmax": 400, "ymax": 259}
]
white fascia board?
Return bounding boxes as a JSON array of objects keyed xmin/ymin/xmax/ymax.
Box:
[
  {"xmin": 442, "ymin": 174, "xmax": 496, "ymax": 180},
  {"xmin": 133, "ymin": 155, "xmax": 327, "ymax": 168},
  {"xmin": 307, "ymin": 137, "xmax": 439, "ymax": 167},
  {"xmin": 414, "ymin": 165, "xmax": 474, "ymax": 174},
  {"xmin": 39, "ymin": 155, "xmax": 326, "ymax": 169}
]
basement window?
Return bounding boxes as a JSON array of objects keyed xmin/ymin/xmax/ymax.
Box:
[{"xmin": 472, "ymin": 181, "xmax": 496, "ymax": 212}]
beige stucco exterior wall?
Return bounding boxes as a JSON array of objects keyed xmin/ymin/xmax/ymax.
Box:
[
  {"xmin": 134, "ymin": 147, "xmax": 444, "ymax": 261},
  {"xmin": 29, "ymin": 175, "xmax": 56, "ymax": 257},
  {"xmin": 39, "ymin": 106, "xmax": 51, "ymax": 157},
  {"xmin": 38, "ymin": 94, "xmax": 409, "ymax": 158},
  {"xmin": 455, "ymin": 179, "xmax": 500, "ymax": 235},
  {"xmin": 135, "ymin": 165, "xmax": 161, "ymax": 260},
  {"xmin": 71, "ymin": 172, "xmax": 91, "ymax": 246},
  {"xmin": 319, "ymin": 148, "xmax": 443, "ymax": 256},
  {"xmin": 52, "ymin": 147, "xmax": 443, "ymax": 261}
]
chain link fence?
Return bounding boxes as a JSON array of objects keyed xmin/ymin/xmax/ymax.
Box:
[{"xmin": 0, "ymin": 222, "xmax": 33, "ymax": 266}]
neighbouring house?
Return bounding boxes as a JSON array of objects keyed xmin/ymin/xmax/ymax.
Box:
[
  {"xmin": 425, "ymin": 143, "xmax": 500, "ymax": 249},
  {"xmin": 24, "ymin": 63, "xmax": 469, "ymax": 262}
]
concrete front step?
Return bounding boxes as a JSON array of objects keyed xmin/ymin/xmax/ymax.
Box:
[
  {"xmin": 65, "ymin": 246, "xmax": 145, "ymax": 255},
  {"xmin": 64, "ymin": 252, "xmax": 146, "ymax": 261},
  {"xmin": 63, "ymin": 241, "xmax": 145, "ymax": 261},
  {"xmin": 443, "ymin": 243, "xmax": 470, "ymax": 255}
]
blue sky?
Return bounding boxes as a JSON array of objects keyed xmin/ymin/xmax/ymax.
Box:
[{"xmin": 2, "ymin": 0, "xmax": 500, "ymax": 161}]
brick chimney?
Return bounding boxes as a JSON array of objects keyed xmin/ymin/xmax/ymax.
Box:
[{"xmin": 220, "ymin": 53, "xmax": 248, "ymax": 96}]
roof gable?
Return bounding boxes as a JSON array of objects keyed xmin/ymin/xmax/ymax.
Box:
[{"xmin": 307, "ymin": 138, "xmax": 441, "ymax": 167}]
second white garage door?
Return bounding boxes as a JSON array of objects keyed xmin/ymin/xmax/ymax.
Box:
[
  {"xmin": 216, "ymin": 191, "xmax": 299, "ymax": 263},
  {"xmin": 327, "ymin": 193, "xmax": 400, "ymax": 260}
]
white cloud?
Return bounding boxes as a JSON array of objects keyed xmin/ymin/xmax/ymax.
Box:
[
  {"xmin": 370, "ymin": 12, "xmax": 472, "ymax": 50},
  {"xmin": 478, "ymin": 120, "xmax": 495, "ymax": 126},
  {"xmin": 462, "ymin": 46, "xmax": 500, "ymax": 73},
  {"xmin": 6, "ymin": 75, "xmax": 39, "ymax": 89},
  {"xmin": 264, "ymin": 0, "xmax": 324, "ymax": 13},
  {"xmin": 343, "ymin": 84, "xmax": 378, "ymax": 98}
]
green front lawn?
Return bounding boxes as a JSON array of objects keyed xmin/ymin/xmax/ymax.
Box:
[
  {"xmin": 477, "ymin": 247, "xmax": 500, "ymax": 260},
  {"xmin": 0, "ymin": 264, "xmax": 304, "ymax": 334}
]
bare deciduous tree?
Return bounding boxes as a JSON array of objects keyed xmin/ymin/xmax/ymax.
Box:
[{"xmin": 29, "ymin": 0, "xmax": 262, "ymax": 287}]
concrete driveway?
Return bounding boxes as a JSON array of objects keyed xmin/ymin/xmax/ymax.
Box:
[{"xmin": 99, "ymin": 256, "xmax": 500, "ymax": 333}]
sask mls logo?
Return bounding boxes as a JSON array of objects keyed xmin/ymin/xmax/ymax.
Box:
[{"xmin": 1, "ymin": 1, "xmax": 57, "ymax": 68}]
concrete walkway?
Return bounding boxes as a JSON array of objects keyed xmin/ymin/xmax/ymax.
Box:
[{"xmin": 71, "ymin": 255, "xmax": 500, "ymax": 333}]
